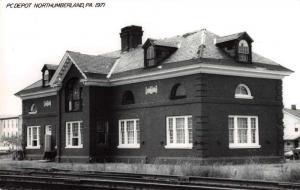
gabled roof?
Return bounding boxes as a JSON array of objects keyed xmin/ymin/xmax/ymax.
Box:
[
  {"xmin": 67, "ymin": 51, "xmax": 117, "ymax": 75},
  {"xmin": 42, "ymin": 64, "xmax": 58, "ymax": 71},
  {"xmin": 216, "ymin": 32, "xmax": 254, "ymax": 44},
  {"xmin": 284, "ymin": 108, "xmax": 300, "ymax": 120}
]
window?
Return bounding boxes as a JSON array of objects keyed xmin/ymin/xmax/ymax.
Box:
[
  {"xmin": 146, "ymin": 46, "xmax": 155, "ymax": 67},
  {"xmin": 295, "ymin": 128, "xmax": 299, "ymax": 132},
  {"xmin": 170, "ymin": 83, "xmax": 186, "ymax": 99},
  {"xmin": 238, "ymin": 40, "xmax": 250, "ymax": 62},
  {"xmin": 29, "ymin": 104, "xmax": 37, "ymax": 114},
  {"xmin": 66, "ymin": 78, "xmax": 82, "ymax": 112},
  {"xmin": 118, "ymin": 119, "xmax": 140, "ymax": 148},
  {"xmin": 122, "ymin": 91, "xmax": 135, "ymax": 105},
  {"xmin": 26, "ymin": 126, "xmax": 40, "ymax": 149},
  {"xmin": 66, "ymin": 121, "xmax": 83, "ymax": 148},
  {"xmin": 235, "ymin": 84, "xmax": 253, "ymax": 99},
  {"xmin": 43, "ymin": 70, "xmax": 49, "ymax": 86},
  {"xmin": 228, "ymin": 116, "xmax": 260, "ymax": 149},
  {"xmin": 166, "ymin": 115, "xmax": 193, "ymax": 149},
  {"xmin": 96, "ymin": 121, "xmax": 109, "ymax": 144}
]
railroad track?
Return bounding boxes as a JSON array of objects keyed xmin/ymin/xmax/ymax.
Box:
[{"xmin": 0, "ymin": 168, "xmax": 299, "ymax": 190}]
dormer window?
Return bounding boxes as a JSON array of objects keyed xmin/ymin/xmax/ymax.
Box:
[
  {"xmin": 146, "ymin": 46, "xmax": 155, "ymax": 67},
  {"xmin": 216, "ymin": 32, "xmax": 253, "ymax": 63},
  {"xmin": 238, "ymin": 40, "xmax": 249, "ymax": 62},
  {"xmin": 43, "ymin": 70, "xmax": 49, "ymax": 86},
  {"xmin": 143, "ymin": 39, "xmax": 178, "ymax": 68}
]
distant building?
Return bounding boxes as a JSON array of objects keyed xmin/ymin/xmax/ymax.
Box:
[
  {"xmin": 0, "ymin": 115, "xmax": 22, "ymax": 151},
  {"xmin": 283, "ymin": 105, "xmax": 300, "ymax": 152}
]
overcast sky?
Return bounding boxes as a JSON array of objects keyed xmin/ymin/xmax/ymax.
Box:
[{"xmin": 1, "ymin": 0, "xmax": 300, "ymax": 115}]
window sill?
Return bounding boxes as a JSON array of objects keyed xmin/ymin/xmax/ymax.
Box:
[
  {"xmin": 28, "ymin": 112, "xmax": 37, "ymax": 115},
  {"xmin": 235, "ymin": 95, "xmax": 253, "ymax": 99},
  {"xmin": 65, "ymin": 145, "xmax": 83, "ymax": 149},
  {"xmin": 165, "ymin": 144, "xmax": 193, "ymax": 149},
  {"xmin": 229, "ymin": 144, "xmax": 261, "ymax": 149},
  {"xmin": 26, "ymin": 146, "xmax": 40, "ymax": 149},
  {"xmin": 117, "ymin": 144, "xmax": 140, "ymax": 149}
]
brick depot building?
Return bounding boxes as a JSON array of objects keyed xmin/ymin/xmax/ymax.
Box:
[{"xmin": 16, "ymin": 26, "xmax": 292, "ymax": 163}]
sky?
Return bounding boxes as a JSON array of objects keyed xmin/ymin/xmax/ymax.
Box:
[{"xmin": 1, "ymin": 0, "xmax": 300, "ymax": 115}]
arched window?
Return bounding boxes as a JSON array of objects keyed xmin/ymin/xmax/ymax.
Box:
[
  {"xmin": 235, "ymin": 84, "xmax": 253, "ymax": 99},
  {"xmin": 122, "ymin": 91, "xmax": 135, "ymax": 105},
  {"xmin": 238, "ymin": 40, "xmax": 249, "ymax": 62},
  {"xmin": 170, "ymin": 83, "xmax": 186, "ymax": 99},
  {"xmin": 29, "ymin": 104, "xmax": 37, "ymax": 114},
  {"xmin": 66, "ymin": 78, "xmax": 82, "ymax": 112},
  {"xmin": 146, "ymin": 46, "xmax": 155, "ymax": 67}
]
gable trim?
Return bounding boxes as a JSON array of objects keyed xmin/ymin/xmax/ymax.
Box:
[{"xmin": 49, "ymin": 52, "xmax": 87, "ymax": 87}]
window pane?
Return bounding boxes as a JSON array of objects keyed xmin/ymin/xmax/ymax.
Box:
[
  {"xmin": 28, "ymin": 128, "xmax": 32, "ymax": 146},
  {"xmin": 127, "ymin": 121, "xmax": 134, "ymax": 144},
  {"xmin": 136, "ymin": 120, "xmax": 140, "ymax": 144},
  {"xmin": 188, "ymin": 117, "xmax": 193, "ymax": 144},
  {"xmin": 33, "ymin": 128, "xmax": 37, "ymax": 140},
  {"xmin": 73, "ymin": 123, "xmax": 79, "ymax": 137},
  {"xmin": 67, "ymin": 124, "xmax": 71, "ymax": 145},
  {"xmin": 121, "ymin": 122, "xmax": 125, "ymax": 144},
  {"xmin": 176, "ymin": 118, "xmax": 185, "ymax": 144},
  {"xmin": 147, "ymin": 46, "xmax": 155, "ymax": 59},
  {"xmin": 237, "ymin": 118, "xmax": 248, "ymax": 143},
  {"xmin": 72, "ymin": 138, "xmax": 79, "ymax": 146},
  {"xmin": 228, "ymin": 118, "xmax": 234, "ymax": 143},
  {"xmin": 251, "ymin": 118, "xmax": 256, "ymax": 143},
  {"xmin": 168, "ymin": 118, "xmax": 173, "ymax": 143}
]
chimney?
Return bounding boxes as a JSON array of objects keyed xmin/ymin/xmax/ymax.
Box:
[
  {"xmin": 120, "ymin": 25, "xmax": 143, "ymax": 52},
  {"xmin": 292, "ymin": 104, "xmax": 297, "ymax": 110}
]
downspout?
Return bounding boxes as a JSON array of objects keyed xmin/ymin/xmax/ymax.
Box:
[{"xmin": 56, "ymin": 87, "xmax": 62, "ymax": 162}]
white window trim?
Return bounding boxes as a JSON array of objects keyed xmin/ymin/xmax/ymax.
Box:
[
  {"xmin": 229, "ymin": 115, "xmax": 260, "ymax": 149},
  {"xmin": 165, "ymin": 115, "xmax": 193, "ymax": 149},
  {"xmin": 65, "ymin": 121, "xmax": 83, "ymax": 149},
  {"xmin": 26, "ymin": 126, "xmax": 41, "ymax": 149},
  {"xmin": 118, "ymin": 119, "xmax": 140, "ymax": 149},
  {"xmin": 234, "ymin": 84, "xmax": 253, "ymax": 99},
  {"xmin": 29, "ymin": 104, "xmax": 38, "ymax": 114}
]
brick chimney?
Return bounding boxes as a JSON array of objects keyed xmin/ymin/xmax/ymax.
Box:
[
  {"xmin": 292, "ymin": 104, "xmax": 297, "ymax": 110},
  {"xmin": 120, "ymin": 25, "xmax": 143, "ymax": 52}
]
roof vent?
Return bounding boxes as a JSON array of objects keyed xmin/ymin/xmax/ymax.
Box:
[
  {"xmin": 120, "ymin": 25, "xmax": 143, "ymax": 52},
  {"xmin": 292, "ymin": 104, "xmax": 297, "ymax": 110}
]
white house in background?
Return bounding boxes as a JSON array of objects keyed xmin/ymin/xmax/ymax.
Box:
[
  {"xmin": 0, "ymin": 115, "xmax": 22, "ymax": 151},
  {"xmin": 283, "ymin": 105, "xmax": 300, "ymax": 152}
]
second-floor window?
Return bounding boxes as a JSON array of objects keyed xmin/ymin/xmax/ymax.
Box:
[
  {"xmin": 43, "ymin": 70, "xmax": 49, "ymax": 86},
  {"xmin": 66, "ymin": 78, "xmax": 82, "ymax": 112},
  {"xmin": 238, "ymin": 40, "xmax": 250, "ymax": 62},
  {"xmin": 146, "ymin": 46, "xmax": 155, "ymax": 67},
  {"xmin": 235, "ymin": 84, "xmax": 253, "ymax": 99}
]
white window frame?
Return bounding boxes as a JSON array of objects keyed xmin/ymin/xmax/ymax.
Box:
[
  {"xmin": 228, "ymin": 115, "xmax": 260, "ymax": 149},
  {"xmin": 165, "ymin": 115, "xmax": 193, "ymax": 149},
  {"xmin": 234, "ymin": 84, "xmax": 253, "ymax": 99},
  {"xmin": 65, "ymin": 121, "xmax": 83, "ymax": 148},
  {"xmin": 26, "ymin": 126, "xmax": 41, "ymax": 149},
  {"xmin": 118, "ymin": 119, "xmax": 140, "ymax": 149}
]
